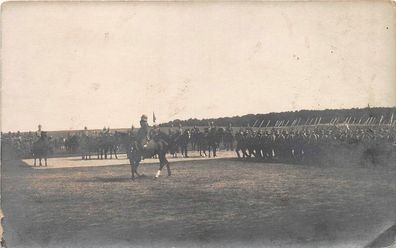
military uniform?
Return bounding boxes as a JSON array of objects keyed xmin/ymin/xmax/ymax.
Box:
[{"xmin": 137, "ymin": 115, "xmax": 150, "ymax": 151}]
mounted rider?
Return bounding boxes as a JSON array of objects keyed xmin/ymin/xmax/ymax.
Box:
[
  {"xmin": 36, "ymin": 124, "xmax": 43, "ymax": 139},
  {"xmin": 40, "ymin": 131, "xmax": 48, "ymax": 140},
  {"xmin": 82, "ymin": 126, "xmax": 89, "ymax": 137},
  {"xmin": 137, "ymin": 114, "xmax": 150, "ymax": 152}
]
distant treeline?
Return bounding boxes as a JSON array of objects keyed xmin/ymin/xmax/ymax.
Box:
[{"xmin": 159, "ymin": 107, "xmax": 396, "ymax": 127}]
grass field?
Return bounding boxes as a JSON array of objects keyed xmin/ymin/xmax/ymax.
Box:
[{"xmin": 2, "ymin": 152, "xmax": 396, "ymax": 248}]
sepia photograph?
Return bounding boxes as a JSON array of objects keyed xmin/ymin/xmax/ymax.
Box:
[{"xmin": 1, "ymin": 1, "xmax": 396, "ymax": 247}]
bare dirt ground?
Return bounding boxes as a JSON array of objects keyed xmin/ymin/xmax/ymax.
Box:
[{"xmin": 2, "ymin": 151, "xmax": 396, "ymax": 248}]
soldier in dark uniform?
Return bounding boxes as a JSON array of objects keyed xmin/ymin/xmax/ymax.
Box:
[
  {"xmin": 177, "ymin": 123, "xmax": 183, "ymax": 135},
  {"xmin": 168, "ymin": 124, "xmax": 174, "ymax": 136},
  {"xmin": 83, "ymin": 126, "xmax": 89, "ymax": 136},
  {"xmin": 36, "ymin": 124, "xmax": 43, "ymax": 139},
  {"xmin": 137, "ymin": 114, "xmax": 150, "ymax": 152}
]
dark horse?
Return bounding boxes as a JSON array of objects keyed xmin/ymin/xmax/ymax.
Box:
[
  {"xmin": 122, "ymin": 133, "xmax": 171, "ymax": 180},
  {"xmin": 32, "ymin": 136, "xmax": 51, "ymax": 166},
  {"xmin": 98, "ymin": 133, "xmax": 119, "ymax": 159},
  {"xmin": 80, "ymin": 135, "xmax": 99, "ymax": 160},
  {"xmin": 64, "ymin": 134, "xmax": 79, "ymax": 153},
  {"xmin": 177, "ymin": 129, "xmax": 191, "ymax": 158}
]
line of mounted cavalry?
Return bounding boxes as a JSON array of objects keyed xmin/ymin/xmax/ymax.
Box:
[{"xmin": 2, "ymin": 123, "xmax": 396, "ymax": 166}]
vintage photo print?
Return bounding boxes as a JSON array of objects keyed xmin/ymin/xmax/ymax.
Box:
[{"xmin": 1, "ymin": 1, "xmax": 396, "ymax": 247}]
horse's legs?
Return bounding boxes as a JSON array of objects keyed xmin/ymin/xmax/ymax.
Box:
[
  {"xmin": 39, "ymin": 158, "xmax": 42, "ymax": 166},
  {"xmin": 133, "ymin": 161, "xmax": 141, "ymax": 177},
  {"xmin": 155, "ymin": 163, "xmax": 164, "ymax": 179},
  {"xmin": 165, "ymin": 159, "xmax": 171, "ymax": 176},
  {"xmin": 130, "ymin": 159, "xmax": 135, "ymax": 180},
  {"xmin": 45, "ymin": 157, "xmax": 47, "ymax": 167},
  {"xmin": 134, "ymin": 164, "xmax": 140, "ymax": 177},
  {"xmin": 155, "ymin": 154, "xmax": 167, "ymax": 179},
  {"xmin": 236, "ymin": 148, "xmax": 241, "ymax": 159},
  {"xmin": 155, "ymin": 161, "xmax": 163, "ymax": 179},
  {"xmin": 34, "ymin": 158, "xmax": 36, "ymax": 166}
]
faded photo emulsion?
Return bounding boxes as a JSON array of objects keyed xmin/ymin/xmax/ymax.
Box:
[{"xmin": 1, "ymin": 1, "xmax": 396, "ymax": 248}]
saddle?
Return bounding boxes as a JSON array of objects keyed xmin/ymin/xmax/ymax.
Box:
[{"xmin": 139, "ymin": 138, "xmax": 168, "ymax": 153}]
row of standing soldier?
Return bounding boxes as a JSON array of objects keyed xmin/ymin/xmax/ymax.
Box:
[
  {"xmin": 2, "ymin": 122, "xmax": 395, "ymax": 165},
  {"xmin": 235, "ymin": 125, "xmax": 396, "ymax": 166}
]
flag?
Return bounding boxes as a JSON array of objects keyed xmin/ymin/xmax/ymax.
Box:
[{"xmin": 153, "ymin": 112, "xmax": 156, "ymax": 123}]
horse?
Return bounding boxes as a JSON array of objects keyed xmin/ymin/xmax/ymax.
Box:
[
  {"xmin": 80, "ymin": 135, "xmax": 100, "ymax": 160},
  {"xmin": 127, "ymin": 134, "xmax": 171, "ymax": 180},
  {"xmin": 168, "ymin": 132, "xmax": 181, "ymax": 158},
  {"xmin": 196, "ymin": 130, "xmax": 209, "ymax": 157},
  {"xmin": 207, "ymin": 128, "xmax": 218, "ymax": 158},
  {"xmin": 190, "ymin": 127, "xmax": 200, "ymax": 151},
  {"xmin": 64, "ymin": 135, "xmax": 79, "ymax": 153},
  {"xmin": 178, "ymin": 129, "xmax": 191, "ymax": 157},
  {"xmin": 215, "ymin": 127, "xmax": 225, "ymax": 150},
  {"xmin": 235, "ymin": 132, "xmax": 249, "ymax": 159},
  {"xmin": 97, "ymin": 133, "xmax": 119, "ymax": 159},
  {"xmin": 223, "ymin": 130, "xmax": 235, "ymax": 151},
  {"xmin": 32, "ymin": 136, "xmax": 51, "ymax": 166}
]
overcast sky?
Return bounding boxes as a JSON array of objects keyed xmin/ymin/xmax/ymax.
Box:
[{"xmin": 2, "ymin": 1, "xmax": 395, "ymax": 132}]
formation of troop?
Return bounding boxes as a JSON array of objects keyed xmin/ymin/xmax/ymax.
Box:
[
  {"xmin": 234, "ymin": 125, "xmax": 396, "ymax": 165},
  {"xmin": 2, "ymin": 115, "xmax": 396, "ymax": 166}
]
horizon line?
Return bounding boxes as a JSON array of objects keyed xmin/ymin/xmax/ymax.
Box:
[{"xmin": 2, "ymin": 106, "xmax": 395, "ymax": 133}]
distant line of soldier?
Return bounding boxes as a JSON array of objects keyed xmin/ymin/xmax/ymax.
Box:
[{"xmin": 2, "ymin": 120, "xmax": 396, "ymax": 166}]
